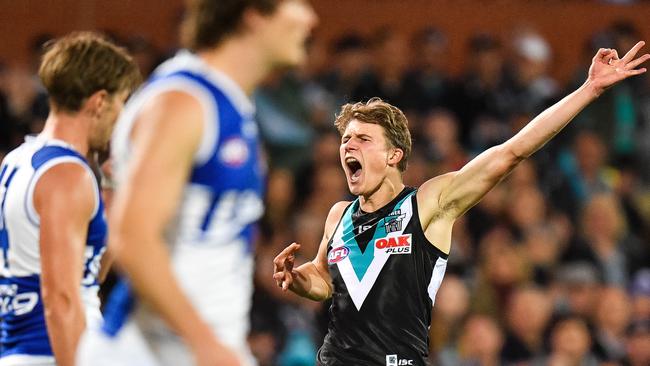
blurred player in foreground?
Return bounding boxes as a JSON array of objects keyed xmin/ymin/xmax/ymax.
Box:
[
  {"xmin": 274, "ymin": 42, "xmax": 650, "ymax": 365},
  {"xmin": 77, "ymin": 1, "xmax": 317, "ymax": 366},
  {"xmin": 0, "ymin": 32, "xmax": 139, "ymax": 366}
]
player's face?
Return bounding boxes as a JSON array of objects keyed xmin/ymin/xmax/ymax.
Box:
[
  {"xmin": 259, "ymin": 0, "xmax": 318, "ymax": 67},
  {"xmin": 340, "ymin": 120, "xmax": 394, "ymax": 196},
  {"xmin": 90, "ymin": 90, "xmax": 128, "ymax": 152}
]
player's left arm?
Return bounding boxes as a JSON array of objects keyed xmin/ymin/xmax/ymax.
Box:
[
  {"xmin": 36, "ymin": 163, "xmax": 96, "ymax": 366},
  {"xmin": 419, "ymin": 41, "xmax": 649, "ymax": 225},
  {"xmin": 273, "ymin": 201, "xmax": 348, "ymax": 301}
]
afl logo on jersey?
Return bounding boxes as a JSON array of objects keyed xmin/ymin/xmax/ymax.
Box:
[
  {"xmin": 328, "ymin": 246, "xmax": 350, "ymax": 264},
  {"xmin": 219, "ymin": 137, "xmax": 249, "ymax": 167}
]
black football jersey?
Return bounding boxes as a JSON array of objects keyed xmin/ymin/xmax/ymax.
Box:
[{"xmin": 318, "ymin": 187, "xmax": 449, "ymax": 366}]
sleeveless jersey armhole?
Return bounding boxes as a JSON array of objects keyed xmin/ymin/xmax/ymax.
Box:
[
  {"xmin": 25, "ymin": 157, "xmax": 99, "ymax": 226},
  {"xmin": 411, "ymin": 188, "xmax": 449, "ymax": 259},
  {"xmin": 327, "ymin": 201, "xmax": 355, "ymax": 248},
  {"xmin": 112, "ymin": 76, "xmax": 219, "ymax": 172}
]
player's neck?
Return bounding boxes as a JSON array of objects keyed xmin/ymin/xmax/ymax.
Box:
[
  {"xmin": 40, "ymin": 112, "xmax": 90, "ymax": 155},
  {"xmin": 358, "ymin": 176, "xmax": 405, "ymax": 213},
  {"xmin": 198, "ymin": 39, "xmax": 273, "ymax": 96}
]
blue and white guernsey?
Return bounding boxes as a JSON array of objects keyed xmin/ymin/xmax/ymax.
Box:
[
  {"xmin": 0, "ymin": 137, "xmax": 106, "ymax": 363},
  {"xmin": 102, "ymin": 51, "xmax": 263, "ymax": 358}
]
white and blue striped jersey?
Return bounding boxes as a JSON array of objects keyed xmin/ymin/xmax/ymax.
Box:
[
  {"xmin": 102, "ymin": 51, "xmax": 264, "ymax": 348},
  {"xmin": 0, "ymin": 137, "xmax": 106, "ymax": 360}
]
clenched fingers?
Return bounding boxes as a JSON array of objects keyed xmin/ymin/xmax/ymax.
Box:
[{"xmin": 272, "ymin": 243, "xmax": 301, "ymax": 290}]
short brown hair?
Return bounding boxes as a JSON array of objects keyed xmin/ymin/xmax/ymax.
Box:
[
  {"xmin": 334, "ymin": 98, "xmax": 412, "ymax": 172},
  {"xmin": 181, "ymin": 0, "xmax": 280, "ymax": 51},
  {"xmin": 39, "ymin": 32, "xmax": 141, "ymax": 112}
]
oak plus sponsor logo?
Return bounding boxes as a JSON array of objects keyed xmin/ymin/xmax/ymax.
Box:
[
  {"xmin": 328, "ymin": 246, "xmax": 350, "ymax": 264},
  {"xmin": 386, "ymin": 355, "xmax": 413, "ymax": 366},
  {"xmin": 374, "ymin": 234, "xmax": 412, "ymax": 255}
]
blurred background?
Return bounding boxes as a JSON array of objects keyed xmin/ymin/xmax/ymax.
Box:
[{"xmin": 2, "ymin": 1, "xmax": 649, "ymax": 365}]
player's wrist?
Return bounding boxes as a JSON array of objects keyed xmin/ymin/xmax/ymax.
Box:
[
  {"xmin": 581, "ymin": 79, "xmax": 605, "ymax": 99},
  {"xmin": 178, "ymin": 316, "xmax": 216, "ymax": 348}
]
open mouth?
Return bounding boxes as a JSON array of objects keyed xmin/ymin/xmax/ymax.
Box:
[{"xmin": 345, "ymin": 157, "xmax": 363, "ymax": 182}]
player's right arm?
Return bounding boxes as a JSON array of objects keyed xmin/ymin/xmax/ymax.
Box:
[
  {"xmin": 109, "ymin": 91, "xmax": 240, "ymax": 366},
  {"xmin": 37, "ymin": 163, "xmax": 95, "ymax": 366},
  {"xmin": 273, "ymin": 201, "xmax": 348, "ymax": 301}
]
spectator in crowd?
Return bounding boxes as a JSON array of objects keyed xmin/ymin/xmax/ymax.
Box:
[
  {"xmin": 593, "ymin": 286, "xmax": 632, "ymax": 362},
  {"xmin": 629, "ymin": 269, "xmax": 650, "ymax": 319},
  {"xmin": 419, "ymin": 109, "xmax": 469, "ymax": 175},
  {"xmin": 552, "ymin": 262, "xmax": 603, "ymax": 319},
  {"xmin": 506, "ymin": 28, "xmax": 559, "ymax": 116},
  {"xmin": 451, "ymin": 33, "xmax": 512, "ymax": 149},
  {"xmin": 623, "ymin": 319, "xmax": 650, "ymax": 366},
  {"xmin": 540, "ymin": 317, "xmax": 599, "ymax": 366},
  {"xmin": 429, "ymin": 275, "xmax": 470, "ymax": 355},
  {"xmin": 472, "ymin": 228, "xmax": 531, "ymax": 318},
  {"xmin": 439, "ymin": 314, "xmax": 504, "ymax": 366},
  {"xmin": 318, "ymin": 33, "xmax": 369, "ymax": 109},
  {"xmin": 351, "ymin": 27, "xmax": 410, "ymax": 107},
  {"xmin": 574, "ymin": 193, "xmax": 636, "ymax": 285},
  {"xmin": 401, "ymin": 27, "xmax": 454, "ymax": 114},
  {"xmin": 501, "ymin": 287, "xmax": 554, "ymax": 364},
  {"xmin": 255, "ymin": 69, "xmax": 316, "ymax": 172}
]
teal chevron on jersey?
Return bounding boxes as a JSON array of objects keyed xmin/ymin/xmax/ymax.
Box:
[
  {"xmin": 342, "ymin": 192, "xmax": 412, "ymax": 282},
  {"xmin": 341, "ymin": 195, "xmax": 411, "ymax": 292},
  {"xmin": 340, "ymin": 208, "xmax": 374, "ymax": 281}
]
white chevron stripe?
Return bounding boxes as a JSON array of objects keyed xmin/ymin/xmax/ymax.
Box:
[{"xmin": 334, "ymin": 197, "xmax": 414, "ymax": 310}]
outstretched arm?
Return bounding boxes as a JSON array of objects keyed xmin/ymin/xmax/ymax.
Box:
[
  {"xmin": 273, "ymin": 201, "xmax": 348, "ymax": 301},
  {"xmin": 420, "ymin": 41, "xmax": 649, "ymax": 223}
]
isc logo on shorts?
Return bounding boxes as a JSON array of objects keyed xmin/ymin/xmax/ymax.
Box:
[
  {"xmin": 386, "ymin": 354, "xmax": 413, "ymax": 365},
  {"xmin": 328, "ymin": 246, "xmax": 350, "ymax": 264},
  {"xmin": 374, "ymin": 234, "xmax": 411, "ymax": 255}
]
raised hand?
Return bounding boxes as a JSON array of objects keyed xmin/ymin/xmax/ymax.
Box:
[
  {"xmin": 273, "ymin": 242, "xmax": 301, "ymax": 291},
  {"xmin": 588, "ymin": 41, "xmax": 650, "ymax": 95}
]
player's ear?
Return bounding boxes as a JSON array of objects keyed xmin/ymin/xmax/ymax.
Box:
[
  {"xmin": 387, "ymin": 147, "xmax": 404, "ymax": 167},
  {"xmin": 240, "ymin": 6, "xmax": 268, "ymax": 33},
  {"xmin": 83, "ymin": 90, "xmax": 109, "ymax": 118}
]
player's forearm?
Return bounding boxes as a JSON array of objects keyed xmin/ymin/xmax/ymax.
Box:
[
  {"xmin": 290, "ymin": 262, "xmax": 332, "ymax": 301},
  {"xmin": 506, "ymin": 80, "xmax": 599, "ymax": 159},
  {"xmin": 115, "ymin": 234, "xmax": 216, "ymax": 346},
  {"xmin": 438, "ymin": 82, "xmax": 601, "ymax": 218},
  {"xmin": 42, "ymin": 294, "xmax": 85, "ymax": 366}
]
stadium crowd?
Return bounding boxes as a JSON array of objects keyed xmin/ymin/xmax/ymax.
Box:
[{"xmin": 1, "ymin": 20, "xmax": 649, "ymax": 366}]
